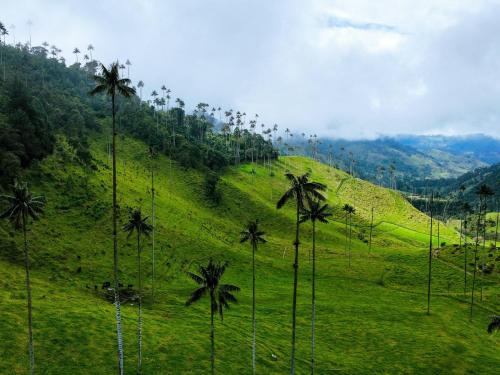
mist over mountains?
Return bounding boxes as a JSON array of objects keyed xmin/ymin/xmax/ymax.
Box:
[{"xmin": 301, "ymin": 133, "xmax": 499, "ymax": 190}]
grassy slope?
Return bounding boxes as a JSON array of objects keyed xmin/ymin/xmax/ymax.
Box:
[{"xmin": 0, "ymin": 135, "xmax": 499, "ymax": 374}]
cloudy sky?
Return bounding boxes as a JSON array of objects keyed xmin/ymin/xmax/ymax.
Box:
[{"xmin": 3, "ymin": 0, "xmax": 500, "ymax": 139}]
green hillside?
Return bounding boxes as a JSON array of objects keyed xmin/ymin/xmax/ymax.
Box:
[{"xmin": 1, "ymin": 132, "xmax": 500, "ymax": 374}]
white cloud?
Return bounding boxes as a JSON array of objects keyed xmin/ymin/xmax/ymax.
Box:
[{"xmin": 2, "ymin": 0, "xmax": 500, "ymax": 139}]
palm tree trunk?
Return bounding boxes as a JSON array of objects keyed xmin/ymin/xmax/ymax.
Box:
[
  {"xmin": 470, "ymin": 205, "xmax": 482, "ymax": 319},
  {"xmin": 481, "ymin": 199, "xmax": 487, "ymax": 302},
  {"xmin": 290, "ymin": 203, "xmax": 300, "ymax": 375},
  {"xmin": 112, "ymin": 93, "xmax": 124, "ymax": 375},
  {"xmin": 151, "ymin": 162, "xmax": 155, "ymax": 302},
  {"xmin": 252, "ymin": 242, "xmax": 256, "ymax": 375},
  {"xmin": 22, "ymin": 214, "xmax": 35, "ymax": 375},
  {"xmin": 464, "ymin": 225, "xmax": 468, "ymax": 297},
  {"xmin": 427, "ymin": 196, "xmax": 433, "ymax": 315},
  {"xmin": 459, "ymin": 218, "xmax": 463, "ymax": 248},
  {"xmin": 311, "ymin": 220, "xmax": 316, "ymax": 375},
  {"xmin": 210, "ymin": 301, "xmax": 215, "ymax": 375},
  {"xmin": 464, "ymin": 219, "xmax": 468, "ymax": 247},
  {"xmin": 137, "ymin": 232, "xmax": 142, "ymax": 374},
  {"xmin": 368, "ymin": 207, "xmax": 374, "ymax": 253},
  {"xmin": 494, "ymin": 205, "xmax": 498, "ymax": 250},
  {"xmin": 437, "ymin": 221, "xmax": 440, "ymax": 248},
  {"xmin": 344, "ymin": 214, "xmax": 348, "ymax": 256},
  {"xmin": 348, "ymin": 214, "xmax": 352, "ymax": 267}
]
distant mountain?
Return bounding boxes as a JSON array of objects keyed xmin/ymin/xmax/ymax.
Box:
[
  {"xmin": 410, "ymin": 163, "xmax": 500, "ymax": 216},
  {"xmin": 414, "ymin": 163, "xmax": 500, "ymax": 201},
  {"xmin": 297, "ymin": 136, "xmax": 489, "ymax": 190},
  {"xmin": 395, "ymin": 134, "xmax": 500, "ymax": 165}
]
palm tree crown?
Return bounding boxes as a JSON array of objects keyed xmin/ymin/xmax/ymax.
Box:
[
  {"xmin": 300, "ymin": 198, "xmax": 332, "ymax": 224},
  {"xmin": 342, "ymin": 203, "xmax": 355, "ymax": 215},
  {"xmin": 276, "ymin": 173, "xmax": 326, "ymax": 211},
  {"xmin": 123, "ymin": 209, "xmax": 153, "ymax": 238},
  {"xmin": 476, "ymin": 184, "xmax": 494, "ymax": 198},
  {"xmin": 1, "ymin": 181, "xmax": 45, "ymax": 228},
  {"xmin": 90, "ymin": 62, "xmax": 136, "ymax": 99},
  {"xmin": 186, "ymin": 259, "xmax": 240, "ymax": 320},
  {"xmin": 240, "ymin": 220, "xmax": 267, "ymax": 247}
]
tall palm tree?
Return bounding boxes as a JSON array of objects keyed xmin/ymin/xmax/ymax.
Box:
[
  {"xmin": 149, "ymin": 146, "xmax": 157, "ymax": 301},
  {"xmin": 0, "ymin": 22, "xmax": 8, "ymax": 81},
  {"xmin": 26, "ymin": 20, "xmax": 33, "ymax": 48},
  {"xmin": 1, "ymin": 181, "xmax": 45, "ymax": 375},
  {"xmin": 123, "ymin": 209, "xmax": 152, "ymax": 375},
  {"xmin": 137, "ymin": 80, "xmax": 144, "ymax": 101},
  {"xmin": 474, "ymin": 184, "xmax": 494, "ymax": 305},
  {"xmin": 73, "ymin": 47, "xmax": 80, "ymax": 64},
  {"xmin": 87, "ymin": 44, "xmax": 94, "ymax": 61},
  {"xmin": 470, "ymin": 202, "xmax": 482, "ymax": 319},
  {"xmin": 368, "ymin": 207, "xmax": 375, "ymax": 253},
  {"xmin": 90, "ymin": 62, "xmax": 136, "ymax": 375},
  {"xmin": 494, "ymin": 199, "xmax": 499, "ymax": 250},
  {"xmin": 277, "ymin": 173, "xmax": 326, "ymax": 375},
  {"xmin": 119, "ymin": 64, "xmax": 126, "ymax": 80},
  {"xmin": 240, "ymin": 220, "xmax": 266, "ymax": 375},
  {"xmin": 342, "ymin": 204, "xmax": 349, "ymax": 256},
  {"xmin": 186, "ymin": 259, "xmax": 240, "ymax": 375},
  {"xmin": 125, "ymin": 59, "xmax": 131, "ymax": 78},
  {"xmin": 300, "ymin": 199, "xmax": 331, "ymax": 375}
]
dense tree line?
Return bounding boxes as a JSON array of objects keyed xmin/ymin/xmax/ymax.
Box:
[{"xmin": 0, "ymin": 41, "xmax": 277, "ymax": 190}]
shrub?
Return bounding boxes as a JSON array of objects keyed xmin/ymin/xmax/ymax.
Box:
[{"xmin": 204, "ymin": 171, "xmax": 222, "ymax": 205}]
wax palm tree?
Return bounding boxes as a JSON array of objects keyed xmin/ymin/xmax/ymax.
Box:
[
  {"xmin": 137, "ymin": 80, "xmax": 144, "ymax": 101},
  {"xmin": 494, "ymin": 199, "xmax": 499, "ymax": 249},
  {"xmin": 0, "ymin": 22, "xmax": 8, "ymax": 81},
  {"xmin": 300, "ymin": 198, "xmax": 331, "ymax": 374},
  {"xmin": 149, "ymin": 146, "xmax": 157, "ymax": 301},
  {"xmin": 186, "ymin": 259, "xmax": 240, "ymax": 375},
  {"xmin": 90, "ymin": 62, "xmax": 136, "ymax": 375},
  {"xmin": 477, "ymin": 184, "xmax": 494, "ymax": 271},
  {"xmin": 123, "ymin": 209, "xmax": 152, "ymax": 375},
  {"xmin": 73, "ymin": 47, "xmax": 80, "ymax": 63},
  {"xmin": 276, "ymin": 173, "xmax": 326, "ymax": 375},
  {"xmin": 1, "ymin": 181, "xmax": 45, "ymax": 375},
  {"xmin": 470, "ymin": 200, "xmax": 482, "ymax": 319},
  {"xmin": 26, "ymin": 20, "xmax": 33, "ymax": 48},
  {"xmin": 125, "ymin": 59, "xmax": 131, "ymax": 78},
  {"xmin": 342, "ymin": 204, "xmax": 350, "ymax": 256},
  {"xmin": 240, "ymin": 220, "xmax": 266, "ymax": 375},
  {"xmin": 87, "ymin": 44, "xmax": 94, "ymax": 61},
  {"xmin": 119, "ymin": 64, "xmax": 126, "ymax": 78}
]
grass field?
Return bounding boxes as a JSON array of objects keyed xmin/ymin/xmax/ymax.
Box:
[{"xmin": 0, "ymin": 134, "xmax": 499, "ymax": 374}]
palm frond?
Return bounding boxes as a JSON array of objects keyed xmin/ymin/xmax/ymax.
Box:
[
  {"xmin": 187, "ymin": 271, "xmax": 204, "ymax": 285},
  {"xmin": 219, "ymin": 284, "xmax": 240, "ymax": 293},
  {"xmin": 277, "ymin": 189, "xmax": 294, "ymax": 209},
  {"xmin": 185, "ymin": 286, "xmax": 207, "ymax": 306},
  {"xmin": 240, "ymin": 233, "xmax": 250, "ymax": 243},
  {"xmin": 117, "ymin": 84, "xmax": 136, "ymax": 98},
  {"xmin": 89, "ymin": 84, "xmax": 107, "ymax": 96}
]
